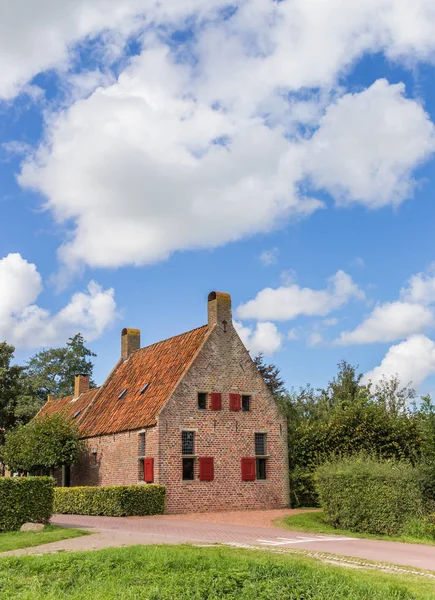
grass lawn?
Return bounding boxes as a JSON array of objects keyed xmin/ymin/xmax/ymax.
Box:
[
  {"xmin": 0, "ymin": 545, "xmax": 434, "ymax": 599},
  {"xmin": 278, "ymin": 511, "xmax": 435, "ymax": 546},
  {"xmin": 0, "ymin": 525, "xmax": 89, "ymax": 553}
]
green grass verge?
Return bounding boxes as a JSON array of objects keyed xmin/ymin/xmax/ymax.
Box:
[
  {"xmin": 0, "ymin": 545, "xmax": 434, "ymax": 599},
  {"xmin": 278, "ymin": 511, "xmax": 435, "ymax": 545},
  {"xmin": 0, "ymin": 525, "xmax": 89, "ymax": 553}
]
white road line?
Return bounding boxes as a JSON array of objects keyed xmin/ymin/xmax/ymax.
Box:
[{"xmin": 257, "ymin": 536, "xmax": 358, "ymax": 546}]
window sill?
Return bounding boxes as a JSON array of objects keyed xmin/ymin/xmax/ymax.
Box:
[
  {"xmin": 182, "ymin": 454, "xmax": 198, "ymax": 458},
  {"xmin": 255, "ymin": 455, "xmax": 270, "ymax": 458}
]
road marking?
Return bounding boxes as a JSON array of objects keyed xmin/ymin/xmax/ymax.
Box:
[{"xmin": 257, "ymin": 536, "xmax": 358, "ymax": 546}]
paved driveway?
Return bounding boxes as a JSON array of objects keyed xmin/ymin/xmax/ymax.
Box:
[{"xmin": 5, "ymin": 510, "xmax": 435, "ymax": 572}]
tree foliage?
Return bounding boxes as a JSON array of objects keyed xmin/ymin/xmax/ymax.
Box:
[
  {"xmin": 1, "ymin": 413, "xmax": 83, "ymax": 473},
  {"xmin": 25, "ymin": 333, "xmax": 96, "ymax": 404},
  {"xmin": 0, "ymin": 342, "xmax": 29, "ymax": 443},
  {"xmin": 253, "ymin": 353, "xmax": 286, "ymax": 399},
  {"xmin": 256, "ymin": 359, "xmax": 435, "ymax": 507}
]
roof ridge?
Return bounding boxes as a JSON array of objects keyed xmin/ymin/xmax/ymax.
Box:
[{"xmin": 133, "ymin": 323, "xmax": 208, "ymax": 355}]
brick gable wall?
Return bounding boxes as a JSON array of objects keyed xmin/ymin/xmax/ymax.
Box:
[{"xmin": 157, "ymin": 322, "xmax": 289, "ymax": 513}]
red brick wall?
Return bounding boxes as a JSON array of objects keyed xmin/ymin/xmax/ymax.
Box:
[
  {"xmin": 158, "ymin": 322, "xmax": 289, "ymax": 513},
  {"xmin": 67, "ymin": 321, "xmax": 289, "ymax": 514},
  {"xmin": 71, "ymin": 426, "xmax": 159, "ymax": 486}
]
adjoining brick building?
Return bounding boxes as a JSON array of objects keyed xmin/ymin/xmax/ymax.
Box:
[{"xmin": 40, "ymin": 292, "xmax": 289, "ymax": 513}]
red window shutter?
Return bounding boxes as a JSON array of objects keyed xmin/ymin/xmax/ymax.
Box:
[
  {"xmin": 199, "ymin": 457, "xmax": 214, "ymax": 481},
  {"xmin": 210, "ymin": 392, "xmax": 222, "ymax": 410},
  {"xmin": 241, "ymin": 457, "xmax": 256, "ymax": 481},
  {"xmin": 144, "ymin": 457, "xmax": 154, "ymax": 483},
  {"xmin": 229, "ymin": 393, "xmax": 241, "ymax": 411}
]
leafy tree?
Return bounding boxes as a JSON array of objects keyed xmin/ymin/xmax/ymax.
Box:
[
  {"xmin": 25, "ymin": 333, "xmax": 96, "ymax": 407},
  {"xmin": 282, "ymin": 361, "xmax": 426, "ymax": 507},
  {"xmin": 0, "ymin": 342, "xmax": 28, "ymax": 443},
  {"xmin": 1, "ymin": 413, "xmax": 83, "ymax": 474},
  {"xmin": 253, "ymin": 353, "xmax": 286, "ymax": 398}
]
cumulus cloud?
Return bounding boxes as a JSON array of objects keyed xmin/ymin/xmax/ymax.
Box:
[
  {"xmin": 401, "ymin": 264, "xmax": 435, "ymax": 305},
  {"xmin": 0, "ymin": 253, "xmax": 116, "ymax": 348},
  {"xmin": 337, "ymin": 301, "xmax": 434, "ymax": 345},
  {"xmin": 305, "ymin": 80, "xmax": 435, "ymax": 208},
  {"xmin": 9, "ymin": 2, "xmax": 435, "ymax": 273},
  {"xmin": 234, "ymin": 320, "xmax": 282, "ymax": 355},
  {"xmin": 237, "ymin": 270, "xmax": 364, "ymax": 321},
  {"xmin": 0, "ymin": 0, "xmax": 229, "ymax": 100},
  {"xmin": 363, "ymin": 335, "xmax": 435, "ymax": 388}
]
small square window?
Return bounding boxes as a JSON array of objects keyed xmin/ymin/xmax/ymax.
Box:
[
  {"xmin": 197, "ymin": 392, "xmax": 207, "ymax": 410},
  {"xmin": 256, "ymin": 458, "xmax": 267, "ymax": 480},
  {"xmin": 242, "ymin": 395, "xmax": 251, "ymax": 411},
  {"xmin": 255, "ymin": 433, "xmax": 266, "ymax": 456},
  {"xmin": 182, "ymin": 431, "xmax": 195, "ymax": 455},
  {"xmin": 139, "ymin": 432, "xmax": 146, "ymax": 456},
  {"xmin": 182, "ymin": 457, "xmax": 195, "ymax": 480}
]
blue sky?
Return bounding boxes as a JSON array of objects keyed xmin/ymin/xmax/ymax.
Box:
[{"xmin": 1, "ymin": 1, "xmax": 435, "ymax": 395}]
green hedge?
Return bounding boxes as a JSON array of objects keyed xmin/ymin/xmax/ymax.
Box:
[
  {"xmin": 54, "ymin": 484, "xmax": 166, "ymax": 516},
  {"xmin": 0, "ymin": 477, "xmax": 54, "ymax": 532},
  {"xmin": 315, "ymin": 456, "xmax": 422, "ymax": 535}
]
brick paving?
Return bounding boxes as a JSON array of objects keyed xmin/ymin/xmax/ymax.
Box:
[{"xmin": 3, "ymin": 509, "xmax": 435, "ymax": 572}]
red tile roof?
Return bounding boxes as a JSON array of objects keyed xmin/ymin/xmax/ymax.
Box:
[
  {"xmin": 40, "ymin": 324, "xmax": 210, "ymax": 438},
  {"xmin": 38, "ymin": 387, "xmax": 100, "ymax": 422}
]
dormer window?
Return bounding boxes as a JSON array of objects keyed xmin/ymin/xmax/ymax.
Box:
[{"xmin": 118, "ymin": 389, "xmax": 127, "ymax": 399}]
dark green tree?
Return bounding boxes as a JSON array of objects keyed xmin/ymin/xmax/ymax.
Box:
[
  {"xmin": 253, "ymin": 353, "xmax": 286, "ymax": 399},
  {"xmin": 1, "ymin": 413, "xmax": 83, "ymax": 474},
  {"xmin": 25, "ymin": 333, "xmax": 96, "ymax": 407},
  {"xmin": 0, "ymin": 342, "xmax": 28, "ymax": 443}
]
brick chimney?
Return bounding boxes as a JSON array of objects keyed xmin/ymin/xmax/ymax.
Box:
[
  {"xmin": 121, "ymin": 328, "xmax": 141, "ymax": 360},
  {"xmin": 74, "ymin": 374, "xmax": 90, "ymax": 398},
  {"xmin": 208, "ymin": 291, "xmax": 232, "ymax": 330}
]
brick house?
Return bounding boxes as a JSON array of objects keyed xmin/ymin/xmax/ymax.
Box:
[{"xmin": 40, "ymin": 292, "xmax": 289, "ymax": 513}]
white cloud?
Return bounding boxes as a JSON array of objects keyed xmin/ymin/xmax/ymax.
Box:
[
  {"xmin": 259, "ymin": 247, "xmax": 279, "ymax": 267},
  {"xmin": 337, "ymin": 301, "xmax": 434, "ymax": 345},
  {"xmin": 2, "ymin": 0, "xmax": 435, "ymax": 103},
  {"xmin": 401, "ymin": 264, "xmax": 435, "ymax": 305},
  {"xmin": 237, "ymin": 270, "xmax": 364, "ymax": 321},
  {"xmin": 305, "ymin": 80, "xmax": 435, "ymax": 208},
  {"xmin": 0, "ymin": 0, "xmax": 229, "ymax": 100},
  {"xmin": 234, "ymin": 320, "xmax": 282, "ymax": 356},
  {"xmin": 0, "ymin": 253, "xmax": 116, "ymax": 348},
  {"xmin": 363, "ymin": 335, "xmax": 435, "ymax": 388},
  {"xmin": 8, "ymin": 4, "xmax": 435, "ymax": 272},
  {"xmin": 287, "ymin": 328, "xmax": 299, "ymax": 340}
]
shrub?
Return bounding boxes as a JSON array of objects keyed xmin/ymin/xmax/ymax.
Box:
[
  {"xmin": 0, "ymin": 477, "xmax": 54, "ymax": 532},
  {"xmin": 315, "ymin": 455, "xmax": 422, "ymax": 535},
  {"xmin": 54, "ymin": 484, "xmax": 166, "ymax": 516},
  {"xmin": 405, "ymin": 514, "xmax": 435, "ymax": 541},
  {"xmin": 416, "ymin": 460, "xmax": 435, "ymax": 513},
  {"xmin": 289, "ymin": 467, "xmax": 318, "ymax": 508}
]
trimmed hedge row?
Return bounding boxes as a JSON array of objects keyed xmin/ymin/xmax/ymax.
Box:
[
  {"xmin": 316, "ymin": 456, "xmax": 422, "ymax": 536},
  {"xmin": 54, "ymin": 484, "xmax": 166, "ymax": 516},
  {"xmin": 0, "ymin": 477, "xmax": 54, "ymax": 532}
]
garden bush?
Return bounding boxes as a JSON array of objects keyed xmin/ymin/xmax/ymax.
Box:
[
  {"xmin": 0, "ymin": 476, "xmax": 54, "ymax": 532},
  {"xmin": 54, "ymin": 484, "xmax": 166, "ymax": 516},
  {"xmin": 315, "ymin": 455, "xmax": 422, "ymax": 535},
  {"xmin": 416, "ymin": 460, "xmax": 435, "ymax": 513}
]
